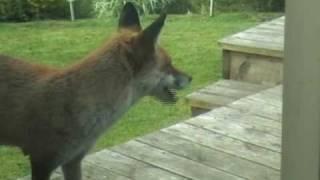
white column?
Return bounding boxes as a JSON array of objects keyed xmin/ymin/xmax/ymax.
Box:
[
  {"xmin": 282, "ymin": 0, "xmax": 320, "ymax": 180},
  {"xmin": 209, "ymin": 0, "xmax": 214, "ymax": 17},
  {"xmin": 69, "ymin": 0, "xmax": 75, "ymax": 21}
]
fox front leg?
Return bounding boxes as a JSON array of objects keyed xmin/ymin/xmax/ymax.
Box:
[
  {"xmin": 62, "ymin": 152, "xmax": 86, "ymax": 180},
  {"xmin": 31, "ymin": 159, "xmax": 56, "ymax": 180}
]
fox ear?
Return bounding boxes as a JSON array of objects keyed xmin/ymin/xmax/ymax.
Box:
[
  {"xmin": 139, "ymin": 14, "xmax": 167, "ymax": 48},
  {"xmin": 118, "ymin": 2, "xmax": 141, "ymax": 31}
]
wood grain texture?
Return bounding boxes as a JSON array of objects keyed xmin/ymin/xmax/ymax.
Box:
[
  {"xmin": 162, "ymin": 123, "xmax": 281, "ymax": 170},
  {"xmin": 219, "ymin": 16, "xmax": 285, "ymax": 84},
  {"xmin": 229, "ymin": 51, "xmax": 283, "ymax": 85},
  {"xmin": 112, "ymin": 140, "xmax": 244, "ymax": 180},
  {"xmin": 186, "ymin": 80, "xmax": 269, "ymax": 114},
  {"xmin": 138, "ymin": 131, "xmax": 280, "ymax": 180}
]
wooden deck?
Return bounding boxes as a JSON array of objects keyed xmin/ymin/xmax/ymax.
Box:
[
  {"xmin": 219, "ymin": 16, "xmax": 284, "ymax": 58},
  {"xmin": 219, "ymin": 16, "xmax": 285, "ymax": 85},
  {"xmin": 186, "ymin": 79, "xmax": 271, "ymax": 116},
  {"xmin": 23, "ymin": 85, "xmax": 282, "ymax": 180}
]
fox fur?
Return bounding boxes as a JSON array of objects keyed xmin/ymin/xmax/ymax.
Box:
[{"xmin": 0, "ymin": 2, "xmax": 191, "ymax": 180}]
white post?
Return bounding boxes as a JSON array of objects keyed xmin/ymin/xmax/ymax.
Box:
[
  {"xmin": 282, "ymin": 0, "xmax": 320, "ymax": 180},
  {"xmin": 209, "ymin": 0, "xmax": 214, "ymax": 17},
  {"xmin": 149, "ymin": 0, "xmax": 154, "ymax": 13},
  {"xmin": 68, "ymin": 0, "xmax": 75, "ymax": 21}
]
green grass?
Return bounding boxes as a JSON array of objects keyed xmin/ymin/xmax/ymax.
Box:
[{"xmin": 0, "ymin": 13, "xmax": 281, "ymax": 179}]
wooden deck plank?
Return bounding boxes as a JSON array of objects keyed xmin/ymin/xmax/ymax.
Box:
[
  {"xmin": 259, "ymin": 17, "xmax": 284, "ymax": 24},
  {"xmin": 111, "ymin": 140, "xmax": 244, "ymax": 180},
  {"xmin": 204, "ymin": 107, "xmax": 282, "ymax": 134},
  {"xmin": 243, "ymin": 28, "xmax": 283, "ymax": 36},
  {"xmin": 219, "ymin": 37, "xmax": 283, "ymax": 58},
  {"xmin": 199, "ymin": 84, "xmax": 261, "ymax": 99},
  {"xmin": 220, "ymin": 36, "xmax": 283, "ymax": 50},
  {"xmin": 238, "ymin": 26, "xmax": 283, "ymax": 36},
  {"xmin": 219, "ymin": 16, "xmax": 285, "ymax": 58},
  {"xmin": 239, "ymin": 31, "xmax": 283, "ymax": 41},
  {"xmin": 186, "ymin": 92, "xmax": 236, "ymax": 109},
  {"xmin": 242, "ymin": 26, "xmax": 283, "ymax": 36},
  {"xmin": 162, "ymin": 123, "xmax": 281, "ymax": 170},
  {"xmin": 267, "ymin": 16, "xmax": 284, "ymax": 22},
  {"xmin": 85, "ymin": 149, "xmax": 188, "ymax": 180},
  {"xmin": 264, "ymin": 20, "xmax": 285, "ymax": 26},
  {"xmin": 227, "ymin": 86, "xmax": 282, "ymax": 121},
  {"xmin": 77, "ymin": 162, "xmax": 132, "ymax": 180},
  {"xmin": 186, "ymin": 110, "xmax": 281, "ymax": 152},
  {"xmin": 255, "ymin": 23, "xmax": 284, "ymax": 31},
  {"xmin": 228, "ymin": 52, "xmax": 283, "ymax": 85},
  {"xmin": 138, "ymin": 131, "xmax": 280, "ymax": 180},
  {"xmin": 234, "ymin": 32, "xmax": 284, "ymax": 44},
  {"xmin": 221, "ymin": 33, "xmax": 283, "ymax": 47},
  {"xmin": 18, "ymin": 174, "xmax": 62, "ymax": 180},
  {"xmin": 244, "ymin": 85, "xmax": 282, "ymax": 107},
  {"xmin": 228, "ymin": 97, "xmax": 282, "ymax": 121},
  {"xmin": 266, "ymin": 22, "xmax": 284, "ymax": 26},
  {"xmin": 214, "ymin": 79, "xmax": 271, "ymax": 92},
  {"xmin": 247, "ymin": 93, "xmax": 282, "ymax": 107},
  {"xmin": 186, "ymin": 80, "xmax": 271, "ymax": 113},
  {"xmin": 263, "ymin": 85, "xmax": 283, "ymax": 96},
  {"xmin": 20, "ymin": 164, "xmax": 132, "ymax": 180}
]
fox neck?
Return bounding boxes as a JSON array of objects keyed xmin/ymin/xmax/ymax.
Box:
[{"xmin": 50, "ymin": 53, "xmax": 150, "ymax": 130}]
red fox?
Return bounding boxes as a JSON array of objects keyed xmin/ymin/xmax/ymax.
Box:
[{"xmin": 0, "ymin": 2, "xmax": 191, "ymax": 180}]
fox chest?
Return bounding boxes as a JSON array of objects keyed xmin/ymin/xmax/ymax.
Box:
[
  {"xmin": 50, "ymin": 110, "xmax": 125, "ymax": 163},
  {"xmin": 62, "ymin": 98, "xmax": 133, "ymax": 150},
  {"xmin": 39, "ymin": 89, "xmax": 135, "ymax": 161}
]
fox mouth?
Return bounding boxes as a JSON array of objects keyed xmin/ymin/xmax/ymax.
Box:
[
  {"xmin": 151, "ymin": 75, "xmax": 192, "ymax": 104},
  {"xmin": 164, "ymin": 87, "xmax": 177, "ymax": 103}
]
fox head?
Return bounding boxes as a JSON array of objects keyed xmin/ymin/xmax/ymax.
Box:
[{"xmin": 115, "ymin": 2, "xmax": 192, "ymax": 103}]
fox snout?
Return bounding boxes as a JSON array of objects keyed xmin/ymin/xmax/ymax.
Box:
[
  {"xmin": 162, "ymin": 71, "xmax": 192, "ymax": 90},
  {"xmin": 173, "ymin": 73, "xmax": 192, "ymax": 90},
  {"xmin": 150, "ymin": 71, "xmax": 191, "ymax": 103}
]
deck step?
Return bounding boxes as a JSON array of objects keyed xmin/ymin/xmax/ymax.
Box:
[
  {"xmin": 218, "ymin": 16, "xmax": 284, "ymax": 85},
  {"xmin": 186, "ymin": 79, "xmax": 271, "ymax": 116}
]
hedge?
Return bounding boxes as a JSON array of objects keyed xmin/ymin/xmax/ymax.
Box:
[{"xmin": 0, "ymin": 0, "xmax": 93, "ymax": 22}]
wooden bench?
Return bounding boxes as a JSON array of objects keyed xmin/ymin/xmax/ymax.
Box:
[
  {"xmin": 219, "ymin": 16, "xmax": 284, "ymax": 85},
  {"xmin": 186, "ymin": 79, "xmax": 270, "ymax": 116}
]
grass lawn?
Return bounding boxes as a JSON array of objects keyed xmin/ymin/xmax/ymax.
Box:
[{"xmin": 0, "ymin": 13, "xmax": 280, "ymax": 179}]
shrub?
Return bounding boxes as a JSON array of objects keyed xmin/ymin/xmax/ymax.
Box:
[
  {"xmin": 93, "ymin": 0, "xmax": 174, "ymax": 18},
  {"xmin": 209, "ymin": 0, "xmax": 285, "ymax": 12},
  {"xmin": 0, "ymin": 0, "xmax": 93, "ymax": 22},
  {"xmin": 93, "ymin": 0, "xmax": 284, "ymax": 18},
  {"xmin": 0, "ymin": 0, "xmax": 284, "ymax": 21},
  {"xmin": 0, "ymin": 0, "xmax": 31, "ymax": 21},
  {"xmin": 73, "ymin": 0, "xmax": 94, "ymax": 18}
]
